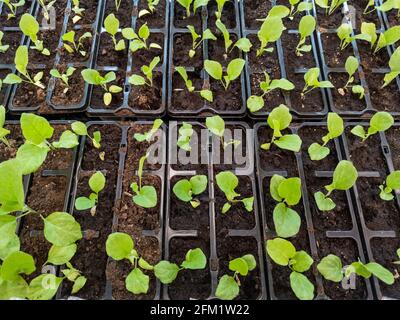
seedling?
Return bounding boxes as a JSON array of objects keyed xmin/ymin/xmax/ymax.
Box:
[
  {"xmin": 122, "ymin": 23, "xmax": 161, "ymax": 53},
  {"xmin": 71, "ymin": 121, "xmax": 101, "ymax": 149},
  {"xmin": 187, "ymin": 25, "xmax": 216, "ymax": 58},
  {"xmin": 256, "ymin": 16, "xmax": 285, "ymax": 57},
  {"xmin": 379, "ymin": 170, "xmax": 400, "ymax": 201},
  {"xmin": 175, "ymin": 66, "xmax": 213, "ymax": 102},
  {"xmin": 0, "ymin": 31, "xmax": 10, "ymax": 53},
  {"xmin": 177, "ymin": 122, "xmax": 194, "ymax": 151},
  {"xmin": 3, "ymin": 46, "xmax": 45, "ymax": 89},
  {"xmin": 288, "ymin": 0, "xmax": 313, "ymax": 19},
  {"xmin": 260, "ymin": 104, "xmax": 302, "ymax": 152},
  {"xmin": 382, "ymin": 47, "xmax": 400, "ymax": 88},
  {"xmin": 266, "ymin": 238, "xmax": 314, "ymax": 300},
  {"xmin": 139, "ymin": 0, "xmax": 160, "ymax": 17},
  {"xmin": 104, "ymin": 14, "xmax": 126, "ymax": 51},
  {"xmin": 308, "ymin": 113, "xmax": 344, "ymax": 161},
  {"xmin": 340, "ymin": 56, "xmax": 365, "ymax": 99},
  {"xmin": 130, "ymin": 153, "xmax": 158, "ymax": 208},
  {"xmin": 115, "ymin": 0, "xmax": 122, "ymax": 11},
  {"xmin": 215, "ymin": 171, "xmax": 254, "ymax": 214},
  {"xmin": 60, "ymin": 262, "xmax": 87, "ymax": 295},
  {"xmin": 215, "ymin": 0, "xmax": 228, "ymax": 19},
  {"xmin": 173, "ymin": 175, "xmax": 208, "ymax": 208},
  {"xmin": 206, "ymin": 115, "xmax": 240, "ymax": 148},
  {"xmin": 0, "ymin": 105, "xmax": 10, "ymax": 147},
  {"xmin": 62, "ymin": 30, "xmax": 92, "ymax": 56},
  {"xmin": 0, "ymin": 0, "xmax": 25, "ymax": 19},
  {"xmin": 81, "ymin": 69, "xmax": 122, "ymax": 106},
  {"xmin": 302, "ymin": 67, "xmax": 334, "ymax": 95},
  {"xmin": 394, "ymin": 248, "xmax": 400, "ymax": 265},
  {"xmin": 247, "ymin": 72, "xmax": 295, "ymax": 113},
  {"xmin": 19, "ymin": 14, "xmax": 50, "ymax": 56},
  {"xmin": 351, "ymin": 111, "xmax": 394, "ymax": 141},
  {"xmin": 315, "ymin": 0, "xmax": 347, "ymax": 15},
  {"xmin": 134, "ymin": 119, "xmax": 163, "ymax": 142},
  {"xmin": 129, "ymin": 56, "xmax": 160, "ymax": 87},
  {"xmin": 72, "ymin": 0, "xmax": 85, "ymax": 24},
  {"xmin": 296, "ymin": 15, "xmax": 316, "ymax": 56},
  {"xmin": 50, "ymin": 67, "xmax": 76, "ymax": 93},
  {"xmin": 270, "ymin": 174, "xmax": 302, "ymax": 238},
  {"xmin": 177, "ymin": 0, "xmax": 209, "ymax": 18},
  {"xmin": 75, "ymin": 171, "xmax": 106, "ymax": 215},
  {"xmin": 204, "ymin": 58, "xmax": 245, "ymax": 90},
  {"xmin": 37, "ymin": 0, "xmax": 55, "ymax": 21},
  {"xmin": 215, "ymin": 19, "xmax": 252, "ymax": 56},
  {"xmin": 314, "ymin": 160, "xmax": 358, "ymax": 211},
  {"xmin": 377, "ymin": 0, "xmax": 400, "ymax": 16},
  {"xmin": 374, "ymin": 25, "xmax": 400, "ymax": 53},
  {"xmin": 336, "ymin": 23, "xmax": 368, "ymax": 50},
  {"xmin": 215, "ymin": 254, "xmax": 257, "ymax": 300}
]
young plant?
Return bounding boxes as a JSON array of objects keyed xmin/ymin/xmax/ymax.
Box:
[
  {"xmin": 19, "ymin": 14, "xmax": 50, "ymax": 56},
  {"xmin": 0, "ymin": 105, "xmax": 10, "ymax": 147},
  {"xmin": 270, "ymin": 175, "xmax": 302, "ymax": 238},
  {"xmin": 130, "ymin": 153, "xmax": 157, "ymax": 208},
  {"xmin": 81, "ymin": 69, "xmax": 122, "ymax": 106},
  {"xmin": 394, "ymin": 248, "xmax": 400, "ymax": 265},
  {"xmin": 336, "ymin": 23, "xmax": 367, "ymax": 50},
  {"xmin": 71, "ymin": 121, "xmax": 101, "ymax": 149},
  {"xmin": 215, "ymin": 19, "xmax": 252, "ymax": 56},
  {"xmin": 377, "ymin": 0, "xmax": 400, "ymax": 16},
  {"xmin": 215, "ymin": 254, "xmax": 257, "ymax": 300},
  {"xmin": 374, "ymin": 25, "xmax": 400, "ymax": 53},
  {"xmin": 187, "ymin": 25, "xmax": 216, "ymax": 58},
  {"xmin": 302, "ymin": 67, "xmax": 334, "ymax": 96},
  {"xmin": 71, "ymin": 0, "xmax": 85, "ymax": 24},
  {"xmin": 173, "ymin": 175, "xmax": 208, "ymax": 208},
  {"xmin": 315, "ymin": 0, "xmax": 347, "ymax": 15},
  {"xmin": 0, "ymin": 0, "xmax": 25, "ymax": 19},
  {"xmin": 115, "ymin": 0, "xmax": 122, "ymax": 11},
  {"xmin": 175, "ymin": 66, "xmax": 213, "ymax": 102},
  {"xmin": 50, "ymin": 67, "xmax": 76, "ymax": 93},
  {"xmin": 206, "ymin": 115, "xmax": 240, "ymax": 148},
  {"xmin": 382, "ymin": 47, "xmax": 400, "ymax": 88},
  {"xmin": 204, "ymin": 58, "xmax": 245, "ymax": 90},
  {"xmin": 340, "ymin": 56, "xmax": 365, "ymax": 99},
  {"xmin": 62, "ymin": 30, "xmax": 92, "ymax": 56},
  {"xmin": 296, "ymin": 15, "xmax": 316, "ymax": 56},
  {"xmin": 247, "ymin": 72, "xmax": 295, "ymax": 113},
  {"xmin": 139, "ymin": 0, "xmax": 160, "ymax": 17},
  {"xmin": 256, "ymin": 16, "xmax": 285, "ymax": 57},
  {"xmin": 177, "ymin": 0, "xmax": 209, "ymax": 18},
  {"xmin": 379, "ymin": 170, "xmax": 400, "ymax": 201},
  {"xmin": 122, "ymin": 23, "xmax": 162, "ymax": 53},
  {"xmin": 288, "ymin": 0, "xmax": 313, "ymax": 19},
  {"xmin": 314, "ymin": 160, "xmax": 358, "ymax": 211},
  {"xmin": 3, "ymin": 46, "xmax": 45, "ymax": 89},
  {"xmin": 104, "ymin": 14, "xmax": 126, "ymax": 51},
  {"xmin": 215, "ymin": 171, "xmax": 254, "ymax": 214},
  {"xmin": 75, "ymin": 171, "xmax": 106, "ymax": 215},
  {"xmin": 308, "ymin": 113, "xmax": 344, "ymax": 161},
  {"xmin": 260, "ymin": 104, "xmax": 302, "ymax": 152},
  {"xmin": 0, "ymin": 31, "xmax": 10, "ymax": 53},
  {"xmin": 133, "ymin": 118, "xmax": 163, "ymax": 142},
  {"xmin": 177, "ymin": 122, "xmax": 194, "ymax": 151},
  {"xmin": 351, "ymin": 111, "xmax": 394, "ymax": 141},
  {"xmin": 37, "ymin": 0, "xmax": 55, "ymax": 21},
  {"xmin": 266, "ymin": 238, "xmax": 314, "ymax": 300},
  {"xmin": 129, "ymin": 56, "xmax": 160, "ymax": 87}
]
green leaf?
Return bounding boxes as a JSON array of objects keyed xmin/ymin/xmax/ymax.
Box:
[
  {"xmin": 204, "ymin": 60, "xmax": 223, "ymax": 80},
  {"xmin": 89, "ymin": 171, "xmax": 106, "ymax": 194},
  {"xmin": 200, "ymin": 89, "xmax": 213, "ymax": 102},
  {"xmin": 20, "ymin": 113, "xmax": 54, "ymax": 145},
  {"xmin": 345, "ymin": 56, "xmax": 359, "ymax": 78},
  {"xmin": 190, "ymin": 175, "xmax": 208, "ymax": 195},
  {"xmin": 154, "ymin": 261, "xmax": 180, "ymax": 284},
  {"xmin": 81, "ymin": 69, "xmax": 102, "ymax": 85},
  {"xmin": 138, "ymin": 23, "xmax": 150, "ymax": 40},
  {"xmin": 138, "ymin": 257, "xmax": 154, "ymax": 270},
  {"xmin": 132, "ymin": 185, "xmax": 158, "ymax": 208},
  {"xmin": 106, "ymin": 232, "xmax": 134, "ymax": 261},
  {"xmin": 242, "ymin": 197, "xmax": 254, "ymax": 212},
  {"xmin": 386, "ymin": 170, "xmax": 400, "ymax": 190},
  {"xmin": 273, "ymin": 203, "xmax": 301, "ymax": 238},
  {"xmin": 15, "ymin": 45, "xmax": 28, "ymax": 74},
  {"xmin": 19, "ymin": 14, "xmax": 39, "ymax": 42},
  {"xmin": 126, "ymin": 268, "xmax": 149, "ymax": 294},
  {"xmin": 72, "ymin": 276, "xmax": 87, "ymax": 294},
  {"xmin": 268, "ymin": 104, "xmax": 292, "ymax": 132},
  {"xmin": 206, "ymin": 115, "xmax": 225, "ymax": 137},
  {"xmin": 326, "ymin": 112, "xmax": 344, "ymax": 139},
  {"xmin": 43, "ymin": 212, "xmax": 82, "ymax": 246},
  {"xmin": 16, "ymin": 143, "xmax": 48, "ymax": 175},
  {"xmin": 0, "ymin": 251, "xmax": 35, "ymax": 280},
  {"xmin": 314, "ymin": 191, "xmax": 336, "ymax": 211},
  {"xmin": 0, "ymin": 275, "xmax": 28, "ymax": 300},
  {"xmin": 247, "ymin": 95, "xmax": 264, "ymax": 113},
  {"xmin": 181, "ymin": 248, "xmax": 207, "ymax": 269},
  {"xmin": 270, "ymin": 174, "xmax": 285, "ymax": 202},
  {"xmin": 226, "ymin": 58, "xmax": 245, "ymax": 81},
  {"xmin": 308, "ymin": 143, "xmax": 330, "ymax": 161},
  {"xmin": 229, "ymin": 257, "xmax": 249, "ymax": 276},
  {"xmin": 370, "ymin": 111, "xmax": 394, "ymax": 133},
  {"xmin": 173, "ymin": 179, "xmax": 192, "ymax": 202},
  {"xmin": 299, "ymin": 15, "xmax": 316, "ymax": 39},
  {"xmin": 74, "ymin": 196, "xmax": 96, "ymax": 210},
  {"xmin": 52, "ymin": 130, "xmax": 79, "ymax": 149},
  {"xmin": 266, "ymin": 238, "xmax": 296, "ymax": 266},
  {"xmin": 0, "ymin": 234, "xmax": 20, "ymax": 261},
  {"xmin": 71, "ymin": 121, "xmax": 88, "ymax": 136},
  {"xmin": 329, "ymin": 160, "xmax": 358, "ymax": 191},
  {"xmin": 317, "ymin": 254, "xmax": 344, "ymax": 282},
  {"xmin": 274, "ymin": 134, "xmax": 302, "ymax": 152},
  {"xmin": 47, "ymin": 244, "xmax": 77, "ymax": 265},
  {"xmin": 0, "ymin": 159, "xmax": 25, "ymax": 214},
  {"xmin": 216, "ymin": 171, "xmax": 240, "ymax": 201},
  {"xmin": 364, "ymin": 262, "xmax": 395, "ymax": 285},
  {"xmin": 104, "ymin": 14, "xmax": 119, "ymax": 36},
  {"xmin": 242, "ymin": 254, "xmax": 257, "ymax": 271},
  {"xmin": 215, "ymin": 275, "xmax": 239, "ymax": 300},
  {"xmin": 290, "ymin": 271, "xmax": 314, "ymax": 300},
  {"xmin": 351, "ymin": 125, "xmax": 366, "ymax": 139},
  {"xmin": 290, "ymin": 250, "xmax": 313, "ymax": 273},
  {"xmin": 28, "ymin": 274, "xmax": 62, "ymax": 300},
  {"xmin": 278, "ymin": 177, "xmax": 301, "ymax": 206}
]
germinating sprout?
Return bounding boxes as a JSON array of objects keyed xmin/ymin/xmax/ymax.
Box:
[
  {"xmin": 104, "ymin": 14, "xmax": 126, "ymax": 51},
  {"xmin": 81, "ymin": 69, "xmax": 122, "ymax": 106},
  {"xmin": 175, "ymin": 66, "xmax": 213, "ymax": 102},
  {"xmin": 351, "ymin": 111, "xmax": 394, "ymax": 141},
  {"xmin": 270, "ymin": 174, "xmax": 302, "ymax": 238},
  {"xmin": 19, "ymin": 14, "xmax": 50, "ymax": 56},
  {"xmin": 215, "ymin": 171, "xmax": 254, "ymax": 214},
  {"xmin": 296, "ymin": 15, "xmax": 316, "ymax": 57},
  {"xmin": 215, "ymin": 19, "xmax": 252, "ymax": 56},
  {"xmin": 139, "ymin": 0, "xmax": 160, "ymax": 17},
  {"xmin": 122, "ymin": 23, "xmax": 162, "ymax": 53},
  {"xmin": 0, "ymin": 31, "xmax": 10, "ymax": 53},
  {"xmin": 71, "ymin": 121, "xmax": 101, "ymax": 149},
  {"xmin": 315, "ymin": 0, "xmax": 347, "ymax": 15},
  {"xmin": 314, "ymin": 160, "xmax": 358, "ymax": 211},
  {"xmin": 302, "ymin": 67, "xmax": 334, "ymax": 96},
  {"xmin": 308, "ymin": 113, "xmax": 344, "ymax": 161},
  {"xmin": 187, "ymin": 25, "xmax": 216, "ymax": 58},
  {"xmin": 206, "ymin": 115, "xmax": 240, "ymax": 148},
  {"xmin": 379, "ymin": 170, "xmax": 400, "ymax": 201},
  {"xmin": 177, "ymin": 122, "xmax": 194, "ymax": 151},
  {"xmin": 340, "ymin": 56, "xmax": 365, "ymax": 99},
  {"xmin": 75, "ymin": 171, "xmax": 106, "ymax": 215},
  {"xmin": 177, "ymin": 0, "xmax": 209, "ymax": 18},
  {"xmin": 377, "ymin": 0, "xmax": 400, "ymax": 16},
  {"xmin": 72, "ymin": 0, "xmax": 85, "ymax": 24},
  {"xmin": 260, "ymin": 104, "xmax": 302, "ymax": 152},
  {"xmin": 50, "ymin": 67, "xmax": 76, "ymax": 93},
  {"xmin": 129, "ymin": 56, "xmax": 160, "ymax": 87},
  {"xmin": 173, "ymin": 175, "xmax": 208, "ymax": 208},
  {"xmin": 382, "ymin": 47, "xmax": 400, "ymax": 88},
  {"xmin": 256, "ymin": 15, "xmax": 285, "ymax": 57},
  {"xmin": 37, "ymin": 0, "xmax": 55, "ymax": 21},
  {"xmin": 247, "ymin": 72, "xmax": 295, "ymax": 113},
  {"xmin": 215, "ymin": 254, "xmax": 257, "ymax": 300},
  {"xmin": 0, "ymin": 105, "xmax": 10, "ymax": 147},
  {"xmin": 62, "ymin": 30, "xmax": 92, "ymax": 56},
  {"xmin": 204, "ymin": 58, "xmax": 245, "ymax": 90},
  {"xmin": 288, "ymin": 0, "xmax": 313, "ymax": 19},
  {"xmin": 0, "ymin": 0, "xmax": 25, "ymax": 19},
  {"xmin": 266, "ymin": 238, "xmax": 314, "ymax": 300},
  {"xmin": 134, "ymin": 118, "xmax": 163, "ymax": 142}
]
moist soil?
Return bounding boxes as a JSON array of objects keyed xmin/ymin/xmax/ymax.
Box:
[
  {"xmin": 131, "ymin": 33, "xmax": 165, "ymax": 70},
  {"xmin": 136, "ymin": 0, "xmax": 167, "ymax": 29},
  {"xmin": 50, "ymin": 65, "xmax": 85, "ymax": 106},
  {"xmin": 173, "ymin": 33, "xmax": 204, "ymax": 69},
  {"xmin": 320, "ymin": 33, "xmax": 353, "ymax": 68},
  {"xmin": 91, "ymin": 70, "xmax": 125, "ymax": 110},
  {"xmin": 96, "ymin": 33, "xmax": 128, "ymax": 69},
  {"xmin": 365, "ymin": 72, "xmax": 400, "ymax": 113},
  {"xmin": 129, "ymin": 72, "xmax": 163, "ymax": 111},
  {"xmin": 171, "ymin": 72, "xmax": 206, "ymax": 112},
  {"xmin": 173, "ymin": 2, "xmax": 201, "ymax": 29},
  {"xmin": 59, "ymin": 28, "xmax": 93, "ymax": 64},
  {"xmin": 104, "ymin": 0, "xmax": 133, "ymax": 28},
  {"xmin": 1, "ymin": 31, "xmax": 23, "ymax": 65},
  {"xmin": 282, "ymin": 32, "xmax": 317, "ymax": 71},
  {"xmin": 68, "ymin": 0, "xmax": 100, "ymax": 27},
  {"xmin": 207, "ymin": 0, "xmax": 237, "ymax": 29}
]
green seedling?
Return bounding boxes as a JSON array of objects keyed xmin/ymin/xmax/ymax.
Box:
[
  {"xmin": 62, "ymin": 30, "xmax": 92, "ymax": 56},
  {"xmin": 71, "ymin": 121, "xmax": 101, "ymax": 149},
  {"xmin": 260, "ymin": 104, "xmax": 302, "ymax": 152},
  {"xmin": 134, "ymin": 119, "xmax": 163, "ymax": 142},
  {"xmin": 257, "ymin": 16, "xmax": 286, "ymax": 57},
  {"xmin": 72, "ymin": 0, "xmax": 85, "ymax": 24},
  {"xmin": 177, "ymin": 122, "xmax": 194, "ymax": 151},
  {"xmin": 358, "ymin": 22, "xmax": 400, "ymax": 53},
  {"xmin": 204, "ymin": 58, "xmax": 245, "ymax": 90},
  {"xmin": 19, "ymin": 14, "xmax": 50, "ymax": 55},
  {"xmin": 175, "ymin": 66, "xmax": 213, "ymax": 102},
  {"xmin": 336, "ymin": 23, "xmax": 369, "ymax": 50},
  {"xmin": 215, "ymin": 0, "xmax": 228, "ymax": 19},
  {"xmin": 266, "ymin": 238, "xmax": 315, "ymax": 300},
  {"xmin": 37, "ymin": 0, "xmax": 55, "ymax": 21},
  {"xmin": 129, "ymin": 56, "xmax": 160, "ymax": 87},
  {"xmin": 187, "ymin": 25, "xmax": 216, "ymax": 58},
  {"xmin": 122, "ymin": 23, "xmax": 162, "ymax": 53},
  {"xmin": 0, "ymin": 0, "xmax": 25, "ymax": 19},
  {"xmin": 173, "ymin": 175, "xmax": 208, "ymax": 208},
  {"xmin": 270, "ymin": 174, "xmax": 302, "ymax": 238},
  {"xmin": 60, "ymin": 262, "xmax": 87, "ymax": 295},
  {"xmin": 177, "ymin": 0, "xmax": 209, "ymax": 18},
  {"xmin": 0, "ymin": 31, "xmax": 10, "ymax": 53},
  {"xmin": 314, "ymin": 160, "xmax": 358, "ymax": 211},
  {"xmin": 379, "ymin": 170, "xmax": 400, "ymax": 201},
  {"xmin": 351, "ymin": 111, "xmax": 394, "ymax": 141},
  {"xmin": 215, "ymin": 171, "xmax": 254, "ymax": 214},
  {"xmin": 50, "ymin": 67, "xmax": 76, "ymax": 93},
  {"xmin": 115, "ymin": 0, "xmax": 122, "ymax": 11},
  {"xmin": 296, "ymin": 15, "xmax": 316, "ymax": 56},
  {"xmin": 206, "ymin": 115, "xmax": 240, "ymax": 148},
  {"xmin": 288, "ymin": 0, "xmax": 313, "ymax": 19},
  {"xmin": 247, "ymin": 72, "xmax": 295, "ymax": 113},
  {"xmin": 315, "ymin": 0, "xmax": 347, "ymax": 15},
  {"xmin": 377, "ymin": 0, "xmax": 400, "ymax": 16},
  {"xmin": 75, "ymin": 171, "xmax": 106, "ymax": 215},
  {"xmin": 340, "ymin": 56, "xmax": 365, "ymax": 99},
  {"xmin": 215, "ymin": 19, "xmax": 252, "ymax": 56},
  {"xmin": 302, "ymin": 67, "xmax": 334, "ymax": 95},
  {"xmin": 382, "ymin": 47, "xmax": 400, "ymax": 88},
  {"xmin": 0, "ymin": 105, "xmax": 10, "ymax": 147},
  {"xmin": 215, "ymin": 254, "xmax": 257, "ymax": 300},
  {"xmin": 308, "ymin": 113, "xmax": 344, "ymax": 161},
  {"xmin": 104, "ymin": 14, "xmax": 126, "ymax": 51},
  {"xmin": 364, "ymin": 0, "xmax": 376, "ymax": 14},
  {"xmin": 139, "ymin": 0, "xmax": 160, "ymax": 17},
  {"xmin": 81, "ymin": 69, "xmax": 122, "ymax": 106}
]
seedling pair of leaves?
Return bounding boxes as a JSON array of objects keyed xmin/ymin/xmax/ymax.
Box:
[
  {"xmin": 19, "ymin": 14, "xmax": 50, "ymax": 56},
  {"xmin": 359, "ymin": 22, "xmax": 400, "ymax": 53},
  {"xmin": 173, "ymin": 175, "xmax": 207, "ymax": 208},
  {"xmin": 317, "ymin": 254, "xmax": 395, "ymax": 285},
  {"xmin": 177, "ymin": 122, "xmax": 194, "ymax": 151},
  {"xmin": 0, "ymin": 31, "xmax": 9, "ymax": 53},
  {"xmin": 205, "ymin": 115, "xmax": 240, "ymax": 149},
  {"xmin": 0, "ymin": 105, "xmax": 10, "ymax": 147},
  {"xmin": 81, "ymin": 69, "xmax": 122, "ymax": 106},
  {"xmin": 62, "ymin": 30, "xmax": 92, "ymax": 56},
  {"xmin": 351, "ymin": 111, "xmax": 394, "ymax": 141},
  {"xmin": 37, "ymin": 0, "xmax": 55, "ymax": 21},
  {"xmin": 215, "ymin": 19, "xmax": 252, "ymax": 56},
  {"xmin": 1, "ymin": 0, "xmax": 25, "ymax": 19},
  {"xmin": 139, "ymin": 0, "xmax": 160, "ymax": 17},
  {"xmin": 379, "ymin": 170, "xmax": 400, "ymax": 201},
  {"xmin": 247, "ymin": 72, "xmax": 295, "ymax": 113},
  {"xmin": 187, "ymin": 25, "xmax": 216, "ymax": 58},
  {"xmin": 288, "ymin": 0, "xmax": 313, "ymax": 19},
  {"xmin": 315, "ymin": 0, "xmax": 347, "ymax": 15},
  {"xmin": 340, "ymin": 56, "xmax": 365, "ymax": 99},
  {"xmin": 175, "ymin": 67, "xmax": 213, "ymax": 102},
  {"xmin": 376, "ymin": 0, "xmax": 400, "ymax": 16},
  {"xmin": 215, "ymin": 171, "xmax": 254, "ymax": 214},
  {"xmin": 302, "ymin": 67, "xmax": 334, "ymax": 95},
  {"xmin": 336, "ymin": 23, "xmax": 369, "ymax": 50},
  {"xmin": 177, "ymin": 0, "xmax": 209, "ymax": 18},
  {"xmin": 260, "ymin": 104, "xmax": 302, "ymax": 152},
  {"xmin": 133, "ymin": 118, "xmax": 163, "ymax": 142},
  {"xmin": 382, "ymin": 47, "xmax": 400, "ymax": 88},
  {"xmin": 129, "ymin": 56, "xmax": 160, "ymax": 87},
  {"xmin": 308, "ymin": 113, "xmax": 344, "ymax": 161},
  {"xmin": 266, "ymin": 238, "xmax": 315, "ymax": 300},
  {"xmin": 257, "ymin": 16, "xmax": 286, "ymax": 57},
  {"xmin": 50, "ymin": 67, "xmax": 76, "ymax": 93},
  {"xmin": 204, "ymin": 58, "xmax": 245, "ymax": 90},
  {"xmin": 75, "ymin": 171, "xmax": 106, "ymax": 216},
  {"xmin": 296, "ymin": 15, "xmax": 316, "ymax": 56},
  {"xmin": 215, "ymin": 254, "xmax": 257, "ymax": 300},
  {"xmin": 71, "ymin": 0, "xmax": 85, "ymax": 24},
  {"xmin": 71, "ymin": 121, "xmax": 101, "ymax": 149},
  {"xmin": 314, "ymin": 160, "xmax": 358, "ymax": 211}
]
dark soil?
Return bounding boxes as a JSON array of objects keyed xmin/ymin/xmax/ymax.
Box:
[
  {"xmin": 131, "ymin": 33, "xmax": 164, "ymax": 70},
  {"xmin": 0, "ymin": 0, "xmax": 32, "ymax": 28},
  {"xmin": 207, "ymin": 0, "xmax": 237, "ymax": 29},
  {"xmin": 173, "ymin": 33, "xmax": 204, "ymax": 69},
  {"xmin": 320, "ymin": 33, "xmax": 354, "ymax": 67},
  {"xmin": 209, "ymin": 78, "xmax": 243, "ymax": 111},
  {"xmin": 386, "ymin": 8, "xmax": 400, "ymax": 28},
  {"xmin": 208, "ymin": 36, "xmax": 240, "ymax": 68},
  {"xmin": 358, "ymin": 41, "xmax": 391, "ymax": 70},
  {"xmin": 1, "ymin": 31, "xmax": 23, "ymax": 64},
  {"xmin": 351, "ymin": 0, "xmax": 382, "ymax": 32},
  {"xmin": 28, "ymin": 30, "xmax": 59, "ymax": 66},
  {"xmin": 386, "ymin": 127, "xmax": 400, "ymax": 168},
  {"xmin": 104, "ymin": 0, "xmax": 133, "ymax": 28},
  {"xmin": 315, "ymin": 5, "xmax": 344, "ymax": 29},
  {"xmin": 137, "ymin": 0, "xmax": 167, "ymax": 29},
  {"xmin": 96, "ymin": 33, "xmax": 128, "ymax": 69},
  {"xmin": 247, "ymin": 35, "xmax": 280, "ymax": 73},
  {"xmin": 282, "ymin": 32, "xmax": 316, "ymax": 72},
  {"xmin": 68, "ymin": 0, "xmax": 100, "ymax": 27},
  {"xmin": 243, "ymin": 0, "xmax": 272, "ymax": 30},
  {"xmin": 365, "ymin": 72, "xmax": 400, "ymax": 113},
  {"xmin": 51, "ymin": 66, "xmax": 85, "ymax": 106},
  {"xmin": 173, "ymin": 1, "xmax": 201, "ymax": 29},
  {"xmin": 60, "ymin": 28, "xmax": 93, "ymax": 64},
  {"xmin": 91, "ymin": 70, "xmax": 125, "ymax": 110},
  {"xmin": 171, "ymin": 71, "xmax": 205, "ymax": 112},
  {"xmin": 129, "ymin": 72, "xmax": 163, "ymax": 111}
]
